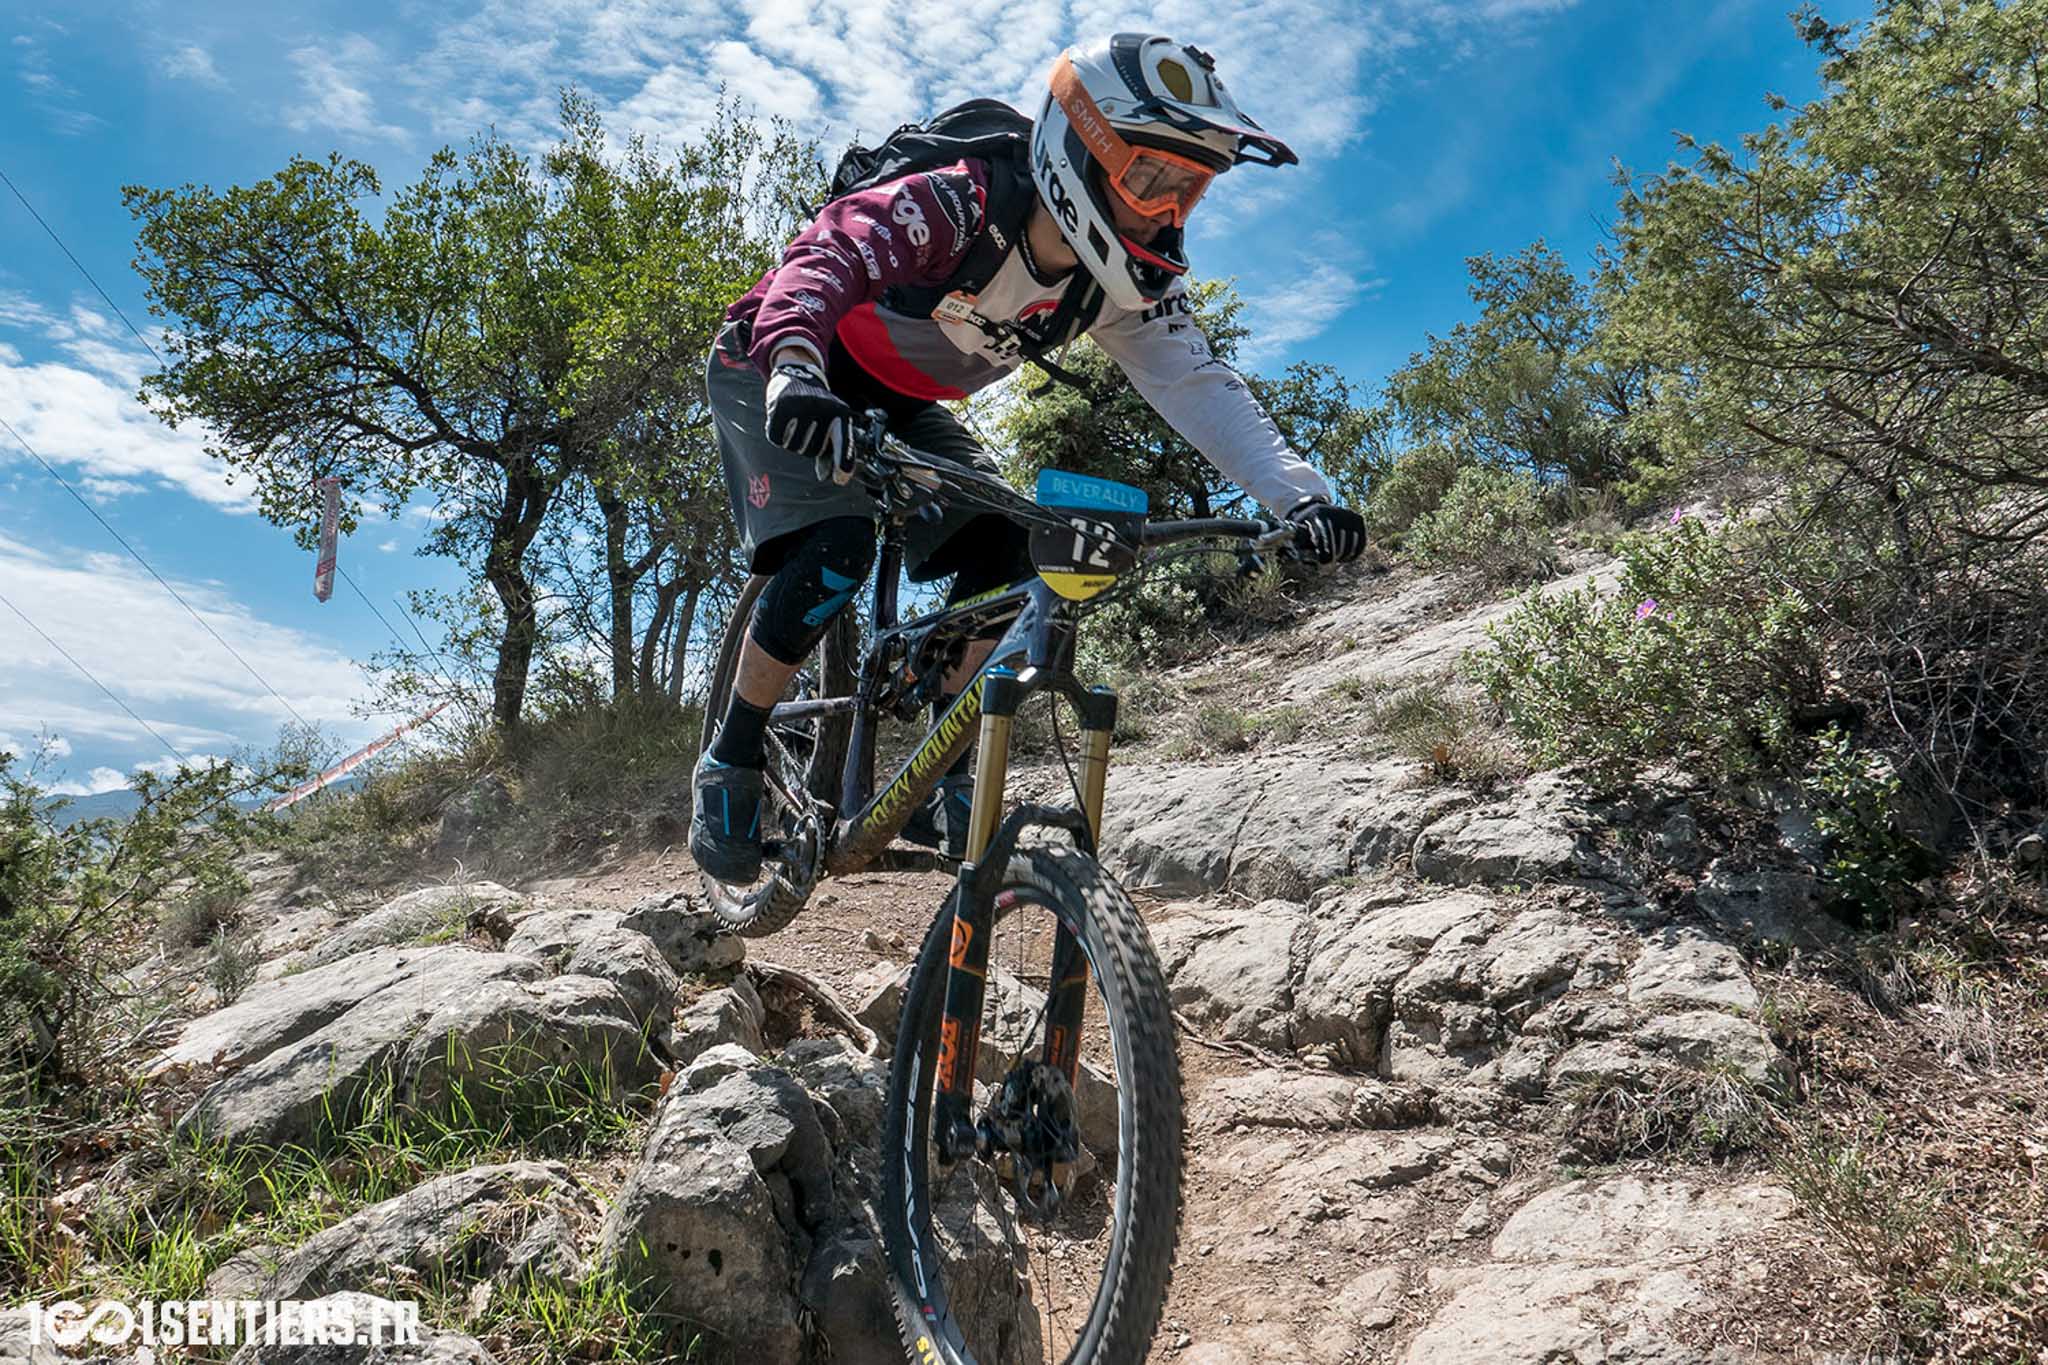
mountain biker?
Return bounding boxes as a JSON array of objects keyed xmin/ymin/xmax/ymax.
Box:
[{"xmin": 692, "ymin": 32, "xmax": 1368, "ymax": 883}]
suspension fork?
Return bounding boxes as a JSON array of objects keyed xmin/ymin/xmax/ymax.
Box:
[
  {"xmin": 932, "ymin": 676, "xmax": 1120, "ymax": 1162},
  {"xmin": 933, "ymin": 667, "xmax": 1021, "ymax": 1161},
  {"xmin": 1044, "ymin": 686, "xmax": 1116, "ymax": 1086}
]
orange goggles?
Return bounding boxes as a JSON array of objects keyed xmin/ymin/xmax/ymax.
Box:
[{"xmin": 1051, "ymin": 56, "xmax": 1218, "ymax": 227}]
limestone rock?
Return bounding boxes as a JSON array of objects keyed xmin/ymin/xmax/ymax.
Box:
[
  {"xmin": 851, "ymin": 962, "xmax": 912, "ymax": 1055},
  {"xmin": 237, "ymin": 1163, "xmax": 596, "ymax": 1301},
  {"xmin": 1401, "ymin": 1177, "xmax": 1797, "ymax": 1365},
  {"xmin": 1626, "ymin": 929, "xmax": 1758, "ymax": 1014},
  {"xmin": 204, "ymin": 1244, "xmax": 288, "ymax": 1300},
  {"xmin": 799, "ymin": 1227, "xmax": 898, "ymax": 1365},
  {"xmin": 0, "ymin": 1309, "xmax": 61, "ymax": 1365},
  {"xmin": 309, "ymin": 884, "xmax": 527, "ymax": 967},
  {"xmin": 1489, "ymin": 1176, "xmax": 1794, "ymax": 1266},
  {"xmin": 502, "ymin": 908, "xmax": 622, "ymax": 969},
  {"xmin": 1633, "ymin": 1010, "xmax": 1781, "ymax": 1085},
  {"xmin": 1100, "ymin": 758, "xmax": 1469, "ymax": 898},
  {"xmin": 1193, "ymin": 1072, "xmax": 1432, "ymax": 1133},
  {"xmin": 1151, "ymin": 899, "xmax": 1307, "ymax": 1048},
  {"xmin": 1293, "ymin": 890, "xmax": 1495, "ymax": 1064},
  {"xmin": 164, "ymin": 947, "xmax": 550, "ymax": 1145},
  {"xmin": 566, "ymin": 931, "xmax": 681, "ymax": 1034},
  {"xmin": 673, "ymin": 975, "xmax": 767, "ymax": 1067},
  {"xmin": 398, "ymin": 974, "xmax": 664, "ymax": 1119},
  {"xmin": 1695, "ymin": 858, "xmax": 1853, "ymax": 951},
  {"xmin": 1548, "ymin": 1037, "xmax": 1664, "ymax": 1091},
  {"xmin": 619, "ymin": 893, "xmax": 747, "ymax": 975},
  {"xmin": 782, "ymin": 1036, "xmax": 889, "ymax": 1149},
  {"xmin": 600, "ymin": 1064, "xmax": 834, "ymax": 1360},
  {"xmin": 680, "ymin": 1043, "xmax": 760, "ymax": 1090},
  {"xmin": 1410, "ymin": 774, "xmax": 1603, "ymax": 889}
]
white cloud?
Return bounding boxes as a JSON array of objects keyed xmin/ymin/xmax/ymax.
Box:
[
  {"xmin": 0, "ymin": 532, "xmax": 372, "ymax": 768},
  {"xmin": 1240, "ymin": 257, "xmax": 1388, "ymax": 362},
  {"xmin": 0, "ymin": 730, "xmax": 72, "ymax": 765},
  {"xmin": 0, "ymin": 351, "xmax": 246, "ymax": 509},
  {"xmin": 49, "ymin": 766, "xmax": 128, "ymax": 797},
  {"xmin": 286, "ymin": 36, "xmax": 410, "ymax": 143},
  {"xmin": 377, "ymin": 539, "xmax": 399, "ymax": 553},
  {"xmin": 161, "ymin": 42, "xmax": 227, "ymax": 87},
  {"xmin": 0, "ymin": 296, "xmax": 246, "ymax": 509},
  {"xmin": 134, "ymin": 754, "xmax": 232, "ymax": 778}
]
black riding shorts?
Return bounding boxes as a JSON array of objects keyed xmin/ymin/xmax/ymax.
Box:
[{"xmin": 706, "ymin": 321, "xmax": 1028, "ymax": 586}]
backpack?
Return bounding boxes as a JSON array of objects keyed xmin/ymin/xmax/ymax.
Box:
[{"xmin": 823, "ymin": 100, "xmax": 1103, "ymax": 394}]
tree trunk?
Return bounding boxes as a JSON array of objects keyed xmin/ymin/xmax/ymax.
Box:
[
  {"xmin": 485, "ymin": 459, "xmax": 553, "ymax": 729},
  {"xmin": 668, "ymin": 582, "xmax": 701, "ymax": 703},
  {"xmin": 639, "ymin": 572, "xmax": 686, "ymax": 696},
  {"xmin": 601, "ymin": 490, "xmax": 635, "ymax": 701}
]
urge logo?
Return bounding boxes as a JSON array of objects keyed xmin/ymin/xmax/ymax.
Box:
[{"xmin": 890, "ymin": 191, "xmax": 931, "ymax": 248}]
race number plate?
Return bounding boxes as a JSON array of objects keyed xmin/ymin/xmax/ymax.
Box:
[{"xmin": 1030, "ymin": 470, "xmax": 1147, "ymax": 601}]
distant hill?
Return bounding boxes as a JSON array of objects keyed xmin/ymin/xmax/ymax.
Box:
[
  {"xmin": 43, "ymin": 788, "xmax": 146, "ymax": 826},
  {"xmin": 40, "ymin": 773, "xmax": 366, "ymax": 828}
]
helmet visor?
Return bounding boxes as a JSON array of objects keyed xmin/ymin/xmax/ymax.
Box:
[{"xmin": 1109, "ymin": 147, "xmax": 1214, "ymax": 226}]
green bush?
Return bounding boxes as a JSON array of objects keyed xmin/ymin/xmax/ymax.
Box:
[
  {"xmin": 2, "ymin": 755, "xmax": 287, "ymax": 1096},
  {"xmin": 1804, "ymin": 728, "xmax": 1935, "ymax": 928},
  {"xmin": 1467, "ymin": 517, "xmax": 1822, "ymax": 788},
  {"xmin": 1407, "ymin": 465, "xmax": 1558, "ymax": 584},
  {"xmin": 1366, "ymin": 442, "xmax": 1464, "ymax": 538}
]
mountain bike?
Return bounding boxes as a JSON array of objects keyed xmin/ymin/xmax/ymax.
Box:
[{"xmin": 696, "ymin": 415, "xmax": 1301, "ymax": 1364}]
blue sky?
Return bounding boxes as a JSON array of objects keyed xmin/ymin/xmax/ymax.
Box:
[{"xmin": 0, "ymin": 0, "xmax": 1846, "ymax": 794}]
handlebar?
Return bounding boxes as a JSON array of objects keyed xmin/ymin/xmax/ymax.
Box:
[{"xmin": 850, "ymin": 412, "xmax": 1305, "ymax": 560}]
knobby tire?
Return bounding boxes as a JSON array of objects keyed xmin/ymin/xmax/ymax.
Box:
[{"xmin": 881, "ymin": 844, "xmax": 1182, "ymax": 1365}]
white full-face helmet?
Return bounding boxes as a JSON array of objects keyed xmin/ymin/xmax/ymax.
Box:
[{"xmin": 1031, "ymin": 33, "xmax": 1297, "ymax": 312}]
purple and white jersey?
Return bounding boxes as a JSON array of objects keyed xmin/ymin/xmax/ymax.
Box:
[{"xmin": 726, "ymin": 159, "xmax": 1330, "ymax": 511}]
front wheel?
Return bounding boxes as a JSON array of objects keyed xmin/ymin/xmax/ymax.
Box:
[{"xmin": 880, "ymin": 844, "xmax": 1183, "ymax": 1364}]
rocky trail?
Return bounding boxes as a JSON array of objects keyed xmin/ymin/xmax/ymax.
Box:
[{"xmin": 28, "ymin": 558, "xmax": 1894, "ymax": 1364}]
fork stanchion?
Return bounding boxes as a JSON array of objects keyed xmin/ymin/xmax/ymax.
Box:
[
  {"xmin": 963, "ymin": 668, "xmax": 1022, "ymax": 863},
  {"xmin": 1072, "ymin": 685, "xmax": 1119, "ymax": 850}
]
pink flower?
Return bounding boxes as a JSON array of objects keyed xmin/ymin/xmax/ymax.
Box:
[
  {"xmin": 1668, "ymin": 506, "xmax": 1686, "ymax": 525},
  {"xmin": 1634, "ymin": 597, "xmax": 1658, "ymax": 622}
]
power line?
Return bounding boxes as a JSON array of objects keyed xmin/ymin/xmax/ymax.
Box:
[
  {"xmin": 0, "ymin": 165, "xmax": 165, "ymax": 366},
  {"xmin": 4, "ymin": 163, "xmax": 458, "ymax": 728},
  {"xmin": 0, "ymin": 585, "xmax": 188, "ymax": 764},
  {"xmin": 0, "ymin": 414, "xmax": 314, "ymax": 730},
  {"xmin": 337, "ymin": 564, "xmax": 465, "ymax": 700}
]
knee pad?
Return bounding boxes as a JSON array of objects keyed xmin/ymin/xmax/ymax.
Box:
[{"xmin": 749, "ymin": 517, "xmax": 876, "ymax": 665}]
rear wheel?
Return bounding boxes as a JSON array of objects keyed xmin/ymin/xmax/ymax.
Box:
[
  {"xmin": 880, "ymin": 844, "xmax": 1182, "ymax": 1364},
  {"xmin": 696, "ymin": 574, "xmax": 855, "ymax": 936}
]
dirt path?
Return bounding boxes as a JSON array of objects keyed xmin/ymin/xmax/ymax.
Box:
[{"xmin": 525, "ymin": 845, "xmax": 1825, "ymax": 1363}]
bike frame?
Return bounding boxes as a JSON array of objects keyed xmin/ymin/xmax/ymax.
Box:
[
  {"xmin": 757, "ymin": 425, "xmax": 1286, "ymax": 1170},
  {"xmin": 769, "ymin": 505, "xmax": 1117, "ymax": 1158}
]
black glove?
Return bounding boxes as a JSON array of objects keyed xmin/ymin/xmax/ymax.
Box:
[
  {"xmin": 1284, "ymin": 496, "xmax": 1367, "ymax": 565},
  {"xmin": 764, "ymin": 358, "xmax": 855, "ymax": 483}
]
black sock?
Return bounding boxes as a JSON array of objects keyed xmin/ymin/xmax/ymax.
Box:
[{"xmin": 711, "ymin": 695, "xmax": 772, "ymax": 768}]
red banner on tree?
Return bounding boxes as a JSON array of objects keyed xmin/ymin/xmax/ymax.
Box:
[{"xmin": 313, "ymin": 477, "xmax": 341, "ymax": 602}]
